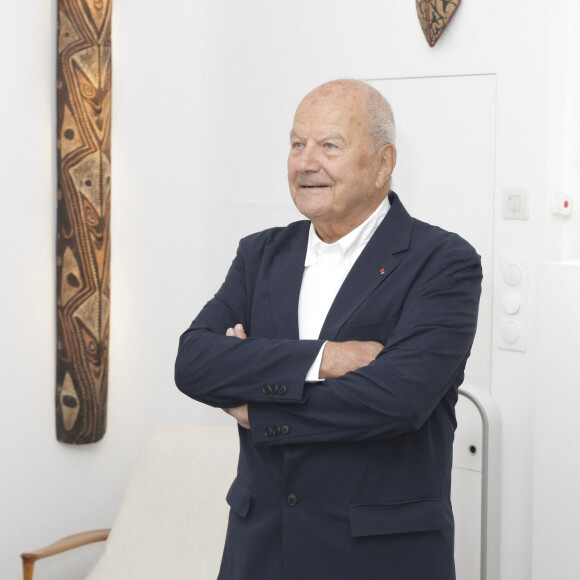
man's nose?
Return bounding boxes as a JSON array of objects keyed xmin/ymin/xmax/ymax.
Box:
[{"xmin": 296, "ymin": 143, "xmax": 321, "ymax": 172}]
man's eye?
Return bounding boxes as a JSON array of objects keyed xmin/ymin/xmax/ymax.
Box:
[
  {"xmin": 324, "ymin": 143, "xmax": 337, "ymax": 150},
  {"xmin": 291, "ymin": 142, "xmax": 304, "ymax": 149}
]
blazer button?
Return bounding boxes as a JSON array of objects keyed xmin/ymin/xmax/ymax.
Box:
[
  {"xmin": 286, "ymin": 493, "xmax": 299, "ymax": 507},
  {"xmin": 278, "ymin": 385, "xmax": 287, "ymax": 395},
  {"xmin": 281, "ymin": 425, "xmax": 290, "ymax": 435},
  {"xmin": 265, "ymin": 427, "xmax": 273, "ymax": 437},
  {"xmin": 272, "ymin": 426, "xmax": 281, "ymax": 436},
  {"xmin": 270, "ymin": 384, "xmax": 279, "ymax": 394},
  {"xmin": 263, "ymin": 384, "xmax": 272, "ymax": 394}
]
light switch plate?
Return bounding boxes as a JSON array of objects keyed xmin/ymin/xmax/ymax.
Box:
[
  {"xmin": 502, "ymin": 188, "xmax": 529, "ymax": 220},
  {"xmin": 497, "ymin": 255, "xmax": 529, "ymax": 352}
]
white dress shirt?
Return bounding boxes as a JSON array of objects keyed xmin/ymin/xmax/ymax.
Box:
[{"xmin": 298, "ymin": 195, "xmax": 390, "ymax": 381}]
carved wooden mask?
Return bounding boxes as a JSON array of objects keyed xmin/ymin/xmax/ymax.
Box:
[{"xmin": 416, "ymin": 0, "xmax": 461, "ymax": 47}]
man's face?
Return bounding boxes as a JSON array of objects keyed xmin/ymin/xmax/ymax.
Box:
[{"xmin": 287, "ymin": 85, "xmax": 393, "ymax": 242}]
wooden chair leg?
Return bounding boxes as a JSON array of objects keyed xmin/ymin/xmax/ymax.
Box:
[{"xmin": 22, "ymin": 558, "xmax": 35, "ymax": 580}]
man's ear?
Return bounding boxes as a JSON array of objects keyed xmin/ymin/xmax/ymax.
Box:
[{"xmin": 375, "ymin": 144, "xmax": 397, "ymax": 189}]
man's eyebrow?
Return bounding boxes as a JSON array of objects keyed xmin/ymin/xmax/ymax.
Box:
[
  {"xmin": 320, "ymin": 133, "xmax": 346, "ymax": 143},
  {"xmin": 289, "ymin": 131, "xmax": 347, "ymax": 143}
]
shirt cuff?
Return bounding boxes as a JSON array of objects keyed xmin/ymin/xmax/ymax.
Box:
[{"xmin": 304, "ymin": 342, "xmax": 327, "ymax": 382}]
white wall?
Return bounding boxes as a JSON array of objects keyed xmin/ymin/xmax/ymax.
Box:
[
  {"xmin": 532, "ymin": 262, "xmax": 580, "ymax": 580},
  {"xmin": 1, "ymin": 1, "xmax": 579, "ymax": 579},
  {"xmin": 0, "ymin": 1, "xmax": 219, "ymax": 579}
]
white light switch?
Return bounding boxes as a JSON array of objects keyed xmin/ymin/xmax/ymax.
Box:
[
  {"xmin": 497, "ymin": 256, "xmax": 528, "ymax": 352},
  {"xmin": 503, "ymin": 188, "xmax": 529, "ymax": 220},
  {"xmin": 502, "ymin": 291, "xmax": 522, "ymax": 315},
  {"xmin": 500, "ymin": 320, "xmax": 521, "ymax": 345},
  {"xmin": 503, "ymin": 262, "xmax": 523, "ymax": 287}
]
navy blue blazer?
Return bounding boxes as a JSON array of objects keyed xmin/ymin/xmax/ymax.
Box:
[{"xmin": 175, "ymin": 192, "xmax": 482, "ymax": 580}]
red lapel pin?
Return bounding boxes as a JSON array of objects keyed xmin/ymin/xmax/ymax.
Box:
[{"xmin": 379, "ymin": 268, "xmax": 385, "ymax": 275}]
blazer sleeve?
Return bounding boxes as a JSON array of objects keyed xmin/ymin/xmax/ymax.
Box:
[
  {"xmin": 174, "ymin": 236, "xmax": 325, "ymax": 408},
  {"xmin": 248, "ymin": 239, "xmax": 482, "ymax": 446}
]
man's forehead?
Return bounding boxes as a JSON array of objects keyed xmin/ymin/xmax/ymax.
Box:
[{"xmin": 291, "ymin": 105, "xmax": 366, "ymax": 138}]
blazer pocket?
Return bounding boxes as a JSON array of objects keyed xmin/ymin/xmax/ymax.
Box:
[
  {"xmin": 349, "ymin": 498, "xmax": 448, "ymax": 537},
  {"xmin": 226, "ymin": 476, "xmax": 252, "ymax": 518}
]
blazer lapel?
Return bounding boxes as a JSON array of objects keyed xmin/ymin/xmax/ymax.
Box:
[
  {"xmin": 319, "ymin": 192, "xmax": 413, "ymax": 341},
  {"xmin": 269, "ymin": 221, "xmax": 310, "ymax": 339}
]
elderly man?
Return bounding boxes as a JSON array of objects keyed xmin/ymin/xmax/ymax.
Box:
[{"xmin": 175, "ymin": 79, "xmax": 482, "ymax": 580}]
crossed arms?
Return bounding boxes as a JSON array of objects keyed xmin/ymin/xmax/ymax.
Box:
[
  {"xmin": 222, "ymin": 323, "xmax": 383, "ymax": 429},
  {"xmin": 175, "ymin": 227, "xmax": 482, "ymax": 446}
]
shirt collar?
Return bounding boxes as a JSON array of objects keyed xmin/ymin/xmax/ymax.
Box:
[{"xmin": 304, "ymin": 195, "xmax": 390, "ymax": 267}]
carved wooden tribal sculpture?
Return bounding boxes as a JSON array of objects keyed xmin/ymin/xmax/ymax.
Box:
[
  {"xmin": 56, "ymin": 0, "xmax": 112, "ymax": 444},
  {"xmin": 416, "ymin": 0, "xmax": 461, "ymax": 47}
]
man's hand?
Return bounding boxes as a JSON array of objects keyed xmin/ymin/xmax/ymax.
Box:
[
  {"xmin": 223, "ymin": 404, "xmax": 250, "ymax": 430},
  {"xmin": 222, "ymin": 324, "xmax": 250, "ymax": 429},
  {"xmin": 319, "ymin": 340, "xmax": 384, "ymax": 380}
]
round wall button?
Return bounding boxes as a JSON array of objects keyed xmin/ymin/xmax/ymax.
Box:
[
  {"xmin": 503, "ymin": 263, "xmax": 523, "ymax": 287},
  {"xmin": 502, "ymin": 291, "xmax": 522, "ymax": 314},
  {"xmin": 500, "ymin": 320, "xmax": 520, "ymax": 344}
]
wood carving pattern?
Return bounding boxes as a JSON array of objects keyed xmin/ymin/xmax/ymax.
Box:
[
  {"xmin": 416, "ymin": 0, "xmax": 461, "ymax": 47},
  {"xmin": 56, "ymin": 0, "xmax": 112, "ymax": 444}
]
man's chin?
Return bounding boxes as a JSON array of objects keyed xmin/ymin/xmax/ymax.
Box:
[
  {"xmin": 293, "ymin": 201, "xmax": 327, "ymax": 222},
  {"xmin": 291, "ymin": 191, "xmax": 331, "ymax": 218}
]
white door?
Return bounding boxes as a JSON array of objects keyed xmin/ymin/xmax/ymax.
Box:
[{"xmin": 370, "ymin": 75, "xmax": 497, "ymax": 580}]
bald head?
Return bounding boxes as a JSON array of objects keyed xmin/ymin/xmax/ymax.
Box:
[{"xmin": 300, "ymin": 80, "xmax": 396, "ymax": 154}]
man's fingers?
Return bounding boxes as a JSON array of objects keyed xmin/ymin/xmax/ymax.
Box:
[
  {"xmin": 234, "ymin": 324, "xmax": 247, "ymax": 339},
  {"xmin": 226, "ymin": 324, "xmax": 247, "ymax": 339}
]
